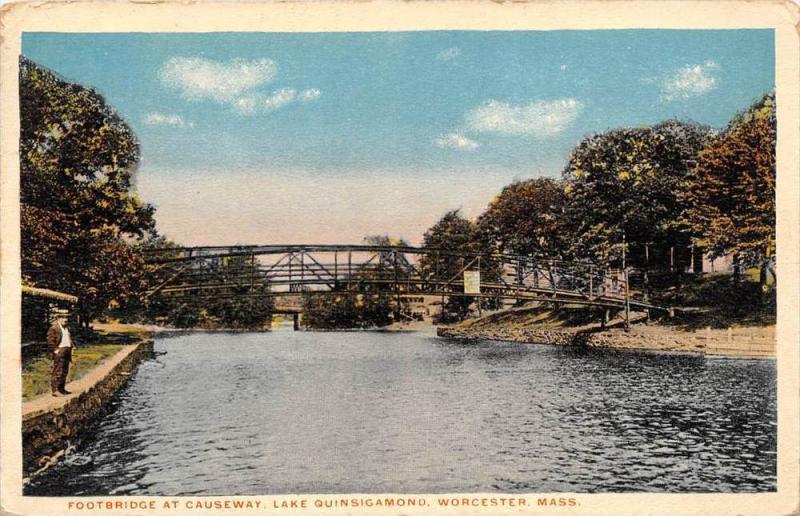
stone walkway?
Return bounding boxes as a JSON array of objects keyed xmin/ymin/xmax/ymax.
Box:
[{"xmin": 22, "ymin": 344, "xmax": 138, "ymax": 420}]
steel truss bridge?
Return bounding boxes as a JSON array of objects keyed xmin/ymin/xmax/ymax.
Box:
[{"xmin": 143, "ymin": 244, "xmax": 665, "ymax": 315}]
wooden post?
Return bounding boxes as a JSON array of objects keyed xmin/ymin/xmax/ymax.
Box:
[
  {"xmin": 393, "ymin": 250, "xmax": 400, "ymax": 320},
  {"xmin": 250, "ymin": 253, "xmax": 255, "ymax": 289},
  {"xmin": 477, "ymin": 256, "xmax": 482, "ymax": 317},
  {"xmin": 644, "ymin": 243, "xmax": 650, "ymax": 302},
  {"xmin": 670, "ymin": 246, "xmax": 675, "ymax": 273},
  {"xmin": 622, "ymin": 232, "xmax": 630, "ymax": 332}
]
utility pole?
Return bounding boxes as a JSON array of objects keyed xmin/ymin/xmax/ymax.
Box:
[
  {"xmin": 393, "ymin": 250, "xmax": 401, "ymax": 321},
  {"xmin": 623, "ymin": 231, "xmax": 630, "ymax": 332},
  {"xmin": 643, "ymin": 242, "xmax": 651, "ymax": 303},
  {"xmin": 477, "ymin": 255, "xmax": 482, "ymax": 317}
]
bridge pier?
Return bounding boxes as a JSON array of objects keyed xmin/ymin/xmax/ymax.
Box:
[{"xmin": 293, "ymin": 313, "xmax": 302, "ymax": 331}]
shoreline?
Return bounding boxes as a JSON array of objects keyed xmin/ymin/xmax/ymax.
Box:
[
  {"xmin": 22, "ymin": 336, "xmax": 154, "ymax": 479},
  {"xmin": 437, "ymin": 309, "xmax": 775, "ymax": 359},
  {"xmin": 95, "ymin": 317, "xmax": 775, "ymax": 359}
]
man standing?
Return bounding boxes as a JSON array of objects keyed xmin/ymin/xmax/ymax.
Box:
[{"xmin": 47, "ymin": 311, "xmax": 74, "ymax": 396}]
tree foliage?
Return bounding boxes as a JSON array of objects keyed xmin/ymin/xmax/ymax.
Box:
[
  {"xmin": 137, "ymin": 242, "xmax": 274, "ymax": 329},
  {"xmin": 681, "ymin": 92, "xmax": 776, "ymax": 276},
  {"xmin": 301, "ymin": 234, "xmax": 403, "ymax": 329},
  {"xmin": 302, "ymin": 292, "xmax": 392, "ymax": 329},
  {"xmin": 476, "ymin": 177, "xmax": 571, "ymax": 258},
  {"xmin": 20, "ymin": 57, "xmax": 156, "ymax": 324},
  {"xmin": 562, "ymin": 120, "xmax": 714, "ymax": 266},
  {"xmin": 419, "ymin": 210, "xmax": 488, "ymax": 321}
]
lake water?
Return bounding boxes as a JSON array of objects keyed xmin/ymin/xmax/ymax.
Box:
[{"xmin": 25, "ymin": 330, "xmax": 777, "ymax": 495}]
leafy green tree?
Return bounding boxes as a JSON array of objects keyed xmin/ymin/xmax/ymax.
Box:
[
  {"xmin": 301, "ymin": 236, "xmax": 404, "ymax": 329},
  {"xmin": 476, "ymin": 177, "xmax": 571, "ymax": 259},
  {"xmin": 682, "ymin": 92, "xmax": 776, "ymax": 285},
  {"xmin": 136, "ymin": 242, "xmax": 274, "ymax": 329},
  {"xmin": 204, "ymin": 255, "xmax": 274, "ymax": 328},
  {"xmin": 419, "ymin": 210, "xmax": 487, "ymax": 321},
  {"xmin": 562, "ymin": 120, "xmax": 714, "ymax": 267},
  {"xmin": 302, "ymin": 291, "xmax": 392, "ymax": 329},
  {"xmin": 20, "ymin": 57, "xmax": 156, "ymax": 328}
]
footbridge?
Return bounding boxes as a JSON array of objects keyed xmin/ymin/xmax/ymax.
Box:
[{"xmin": 143, "ymin": 244, "xmax": 665, "ymax": 315}]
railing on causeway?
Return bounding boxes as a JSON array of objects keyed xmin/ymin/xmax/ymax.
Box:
[{"xmin": 142, "ymin": 244, "xmax": 666, "ymax": 313}]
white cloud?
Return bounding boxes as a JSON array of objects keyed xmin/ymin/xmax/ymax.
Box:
[
  {"xmin": 436, "ymin": 47, "xmax": 461, "ymax": 61},
  {"xmin": 160, "ymin": 57, "xmax": 277, "ymax": 103},
  {"xmin": 660, "ymin": 60, "xmax": 720, "ymax": 102},
  {"xmin": 232, "ymin": 96, "xmax": 259, "ymax": 116},
  {"xmin": 232, "ymin": 88, "xmax": 321, "ymax": 115},
  {"xmin": 465, "ymin": 98, "xmax": 583, "ymax": 137},
  {"xmin": 434, "ymin": 132, "xmax": 480, "ymax": 150},
  {"xmin": 159, "ymin": 56, "xmax": 322, "ymax": 116},
  {"xmin": 264, "ymin": 88, "xmax": 297, "ymax": 111},
  {"xmin": 299, "ymin": 88, "xmax": 321, "ymax": 101},
  {"xmin": 143, "ymin": 112, "xmax": 193, "ymax": 128}
]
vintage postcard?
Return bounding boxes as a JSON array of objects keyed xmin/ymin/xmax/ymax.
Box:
[{"xmin": 1, "ymin": 1, "xmax": 798, "ymax": 514}]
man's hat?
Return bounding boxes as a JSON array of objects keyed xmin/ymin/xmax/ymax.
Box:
[{"xmin": 49, "ymin": 308, "xmax": 70, "ymax": 320}]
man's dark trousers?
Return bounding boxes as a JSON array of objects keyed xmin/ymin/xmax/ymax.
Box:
[{"xmin": 51, "ymin": 347, "xmax": 72, "ymax": 393}]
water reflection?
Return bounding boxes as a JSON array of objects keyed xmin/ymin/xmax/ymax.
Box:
[{"xmin": 25, "ymin": 331, "xmax": 776, "ymax": 495}]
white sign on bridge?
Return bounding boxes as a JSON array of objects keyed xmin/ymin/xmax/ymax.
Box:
[{"xmin": 463, "ymin": 270, "xmax": 481, "ymax": 294}]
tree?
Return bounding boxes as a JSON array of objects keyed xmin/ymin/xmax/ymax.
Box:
[
  {"xmin": 302, "ymin": 291, "xmax": 392, "ymax": 329},
  {"xmin": 419, "ymin": 210, "xmax": 486, "ymax": 321},
  {"xmin": 682, "ymin": 92, "xmax": 776, "ymax": 285},
  {"xmin": 20, "ymin": 57, "xmax": 156, "ymax": 327},
  {"xmin": 476, "ymin": 177, "xmax": 572, "ymax": 259},
  {"xmin": 135, "ymin": 240, "xmax": 275, "ymax": 329},
  {"xmin": 300, "ymin": 234, "xmax": 404, "ymax": 329},
  {"xmin": 203, "ymin": 255, "xmax": 274, "ymax": 328},
  {"xmin": 562, "ymin": 120, "xmax": 714, "ymax": 267}
]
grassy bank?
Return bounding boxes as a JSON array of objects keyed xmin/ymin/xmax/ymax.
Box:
[
  {"xmin": 444, "ymin": 273, "xmax": 776, "ymax": 358},
  {"xmin": 459, "ymin": 273, "xmax": 775, "ymax": 332},
  {"xmin": 648, "ymin": 273, "xmax": 775, "ymax": 329},
  {"xmin": 22, "ymin": 327, "xmax": 149, "ymax": 400},
  {"xmin": 23, "ymin": 343, "xmax": 126, "ymax": 400}
]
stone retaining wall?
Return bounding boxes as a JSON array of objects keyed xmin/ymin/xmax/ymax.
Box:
[
  {"xmin": 22, "ymin": 339, "xmax": 153, "ymax": 477},
  {"xmin": 438, "ymin": 324, "xmax": 775, "ymax": 359}
]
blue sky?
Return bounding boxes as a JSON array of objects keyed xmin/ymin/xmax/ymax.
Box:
[{"xmin": 22, "ymin": 31, "xmax": 774, "ymax": 245}]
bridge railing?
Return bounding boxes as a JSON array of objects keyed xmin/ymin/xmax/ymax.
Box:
[{"xmin": 143, "ymin": 244, "xmax": 659, "ymax": 311}]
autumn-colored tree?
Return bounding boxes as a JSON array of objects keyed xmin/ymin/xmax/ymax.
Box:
[
  {"xmin": 562, "ymin": 120, "xmax": 714, "ymax": 267},
  {"xmin": 682, "ymin": 92, "xmax": 776, "ymax": 285},
  {"xmin": 20, "ymin": 57, "xmax": 156, "ymax": 327},
  {"xmin": 476, "ymin": 177, "xmax": 571, "ymax": 259}
]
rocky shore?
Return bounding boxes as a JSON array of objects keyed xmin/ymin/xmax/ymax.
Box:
[{"xmin": 437, "ymin": 306, "xmax": 775, "ymax": 359}]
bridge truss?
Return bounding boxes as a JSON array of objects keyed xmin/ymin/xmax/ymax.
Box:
[{"xmin": 142, "ymin": 244, "xmax": 665, "ymax": 315}]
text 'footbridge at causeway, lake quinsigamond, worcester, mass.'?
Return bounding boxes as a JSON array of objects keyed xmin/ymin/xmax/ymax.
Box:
[{"xmin": 142, "ymin": 244, "xmax": 668, "ymax": 315}]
